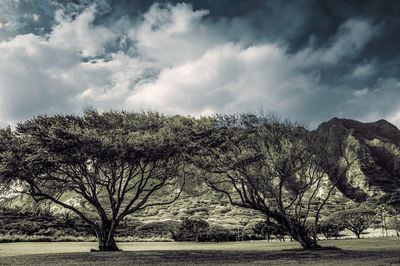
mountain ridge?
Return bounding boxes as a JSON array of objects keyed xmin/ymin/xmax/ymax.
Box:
[
  {"xmin": 317, "ymin": 117, "xmax": 400, "ymax": 145},
  {"xmin": 315, "ymin": 117, "xmax": 400, "ymax": 204}
]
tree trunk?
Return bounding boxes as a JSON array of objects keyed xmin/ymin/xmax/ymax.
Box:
[
  {"xmin": 95, "ymin": 221, "xmax": 121, "ymax": 252},
  {"xmin": 290, "ymin": 228, "xmax": 320, "ymax": 249},
  {"xmin": 271, "ymin": 212, "xmax": 321, "ymax": 249}
]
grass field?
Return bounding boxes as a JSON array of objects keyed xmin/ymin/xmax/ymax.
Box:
[{"xmin": 1, "ymin": 238, "xmax": 400, "ymax": 265}]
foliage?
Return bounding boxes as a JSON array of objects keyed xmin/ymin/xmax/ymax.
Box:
[
  {"xmin": 171, "ymin": 218, "xmax": 262, "ymax": 242},
  {"xmin": 318, "ymin": 218, "xmax": 345, "ymax": 239},
  {"xmin": 192, "ymin": 113, "xmax": 357, "ymax": 249},
  {"xmin": 0, "ymin": 207, "xmax": 92, "ymax": 239},
  {"xmin": 328, "ymin": 207, "xmax": 376, "ymax": 238},
  {"xmin": 136, "ymin": 220, "xmax": 179, "ymax": 238},
  {"xmin": 252, "ymin": 219, "xmax": 286, "ymax": 241},
  {"xmin": 0, "ymin": 111, "xmax": 195, "ymax": 251},
  {"xmin": 172, "ymin": 217, "xmax": 210, "ymax": 241},
  {"xmin": 196, "ymin": 225, "xmax": 238, "ymax": 242}
]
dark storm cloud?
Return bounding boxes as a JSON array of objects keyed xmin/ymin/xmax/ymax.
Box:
[
  {"xmin": 5, "ymin": 0, "xmax": 399, "ymax": 60},
  {"xmin": 27, "ymin": 1, "xmax": 400, "ymax": 50},
  {"xmin": 90, "ymin": 0, "xmax": 400, "ymax": 49},
  {"xmin": 0, "ymin": 0, "xmax": 399, "ymax": 126}
]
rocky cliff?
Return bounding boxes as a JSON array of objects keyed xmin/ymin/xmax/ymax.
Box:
[{"xmin": 316, "ymin": 118, "xmax": 400, "ymax": 203}]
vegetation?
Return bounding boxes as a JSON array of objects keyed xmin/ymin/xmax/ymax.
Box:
[
  {"xmin": 0, "ymin": 207, "xmax": 91, "ymax": 241},
  {"xmin": 172, "ymin": 217, "xmax": 210, "ymax": 241},
  {"xmin": 0, "ymin": 111, "xmax": 195, "ymax": 251},
  {"xmin": 192, "ymin": 113, "xmax": 356, "ymax": 249},
  {"xmin": 252, "ymin": 219, "xmax": 286, "ymax": 241},
  {"xmin": 317, "ymin": 218, "xmax": 345, "ymax": 239},
  {"xmin": 387, "ymin": 216, "xmax": 400, "ymax": 237},
  {"xmin": 1, "ymin": 110, "xmax": 400, "ymax": 253},
  {"xmin": 327, "ymin": 208, "xmax": 376, "ymax": 239}
]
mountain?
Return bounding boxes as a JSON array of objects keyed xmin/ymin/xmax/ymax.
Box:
[{"xmin": 315, "ymin": 118, "xmax": 400, "ymax": 203}]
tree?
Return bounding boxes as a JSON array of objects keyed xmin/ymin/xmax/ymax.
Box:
[
  {"xmin": 0, "ymin": 110, "xmax": 193, "ymax": 251},
  {"xmin": 192, "ymin": 113, "xmax": 356, "ymax": 249},
  {"xmin": 329, "ymin": 208, "xmax": 376, "ymax": 238},
  {"xmin": 172, "ymin": 217, "xmax": 210, "ymax": 241},
  {"xmin": 318, "ymin": 218, "xmax": 345, "ymax": 239}
]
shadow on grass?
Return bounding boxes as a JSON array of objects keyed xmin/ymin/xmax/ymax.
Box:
[
  {"xmin": 281, "ymin": 246, "xmax": 342, "ymax": 252},
  {"xmin": 1, "ymin": 248, "xmax": 400, "ymax": 265}
]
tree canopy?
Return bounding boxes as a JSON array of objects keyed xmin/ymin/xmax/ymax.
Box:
[
  {"xmin": 192, "ymin": 113, "xmax": 356, "ymax": 248},
  {"xmin": 0, "ymin": 110, "xmax": 365, "ymax": 250},
  {"xmin": 0, "ymin": 110, "xmax": 196, "ymax": 251}
]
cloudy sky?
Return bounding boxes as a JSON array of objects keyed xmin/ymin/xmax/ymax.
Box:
[{"xmin": 0, "ymin": 0, "xmax": 399, "ymax": 127}]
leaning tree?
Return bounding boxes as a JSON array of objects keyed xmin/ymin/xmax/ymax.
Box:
[
  {"xmin": 192, "ymin": 113, "xmax": 356, "ymax": 249},
  {"xmin": 0, "ymin": 110, "xmax": 194, "ymax": 251}
]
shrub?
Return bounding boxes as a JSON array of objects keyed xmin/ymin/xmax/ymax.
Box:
[
  {"xmin": 172, "ymin": 217, "xmax": 210, "ymax": 241},
  {"xmin": 318, "ymin": 219, "xmax": 345, "ymax": 239},
  {"xmin": 197, "ymin": 225, "xmax": 236, "ymax": 242},
  {"xmin": 136, "ymin": 221, "xmax": 178, "ymax": 238},
  {"xmin": 252, "ymin": 220, "xmax": 286, "ymax": 241}
]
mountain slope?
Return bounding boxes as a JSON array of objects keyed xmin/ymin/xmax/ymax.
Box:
[{"xmin": 316, "ymin": 118, "xmax": 400, "ymax": 203}]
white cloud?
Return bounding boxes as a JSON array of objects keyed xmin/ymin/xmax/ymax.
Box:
[
  {"xmin": 321, "ymin": 19, "xmax": 379, "ymax": 64},
  {"xmin": 32, "ymin": 14, "xmax": 40, "ymax": 22},
  {"xmin": 0, "ymin": 2, "xmax": 394, "ymax": 128},
  {"xmin": 125, "ymin": 43, "xmax": 316, "ymax": 116},
  {"xmin": 131, "ymin": 3, "xmax": 224, "ymax": 66},
  {"xmin": 124, "ymin": 16, "xmax": 382, "ymax": 121},
  {"xmin": 293, "ymin": 19, "xmax": 379, "ymax": 67},
  {"xmin": 51, "ymin": 5, "xmax": 115, "ymax": 57},
  {"xmin": 0, "ymin": 5, "xmax": 115, "ymax": 125},
  {"xmin": 353, "ymin": 88, "xmax": 369, "ymax": 97},
  {"xmin": 343, "ymin": 78, "xmax": 400, "ymax": 123},
  {"xmin": 352, "ymin": 62, "xmax": 376, "ymax": 78}
]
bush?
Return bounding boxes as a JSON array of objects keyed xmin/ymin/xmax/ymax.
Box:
[
  {"xmin": 136, "ymin": 221, "xmax": 178, "ymax": 238},
  {"xmin": 172, "ymin": 217, "xmax": 210, "ymax": 241},
  {"xmin": 197, "ymin": 225, "xmax": 263, "ymax": 242},
  {"xmin": 318, "ymin": 219, "xmax": 345, "ymax": 239},
  {"xmin": 252, "ymin": 220, "xmax": 286, "ymax": 241},
  {"xmin": 0, "ymin": 207, "xmax": 93, "ymax": 239},
  {"xmin": 197, "ymin": 225, "xmax": 236, "ymax": 242}
]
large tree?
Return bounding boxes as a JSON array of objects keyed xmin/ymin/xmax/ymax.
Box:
[
  {"xmin": 0, "ymin": 110, "xmax": 193, "ymax": 251},
  {"xmin": 193, "ymin": 113, "xmax": 356, "ymax": 249}
]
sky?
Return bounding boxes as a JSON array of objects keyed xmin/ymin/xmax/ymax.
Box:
[{"xmin": 0, "ymin": 0, "xmax": 400, "ymax": 127}]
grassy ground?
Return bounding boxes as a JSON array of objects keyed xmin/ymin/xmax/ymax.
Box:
[{"xmin": 1, "ymin": 238, "xmax": 400, "ymax": 265}]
